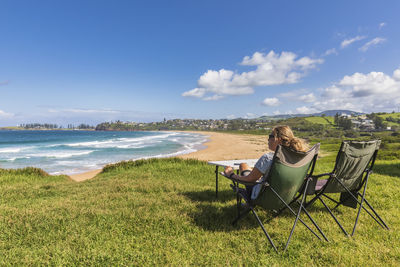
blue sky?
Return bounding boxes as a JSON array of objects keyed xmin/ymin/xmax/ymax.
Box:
[{"xmin": 1, "ymin": 0, "xmax": 400, "ymax": 126}]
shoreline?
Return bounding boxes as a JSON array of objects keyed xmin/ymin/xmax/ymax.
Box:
[{"xmin": 69, "ymin": 131, "xmax": 269, "ymax": 182}]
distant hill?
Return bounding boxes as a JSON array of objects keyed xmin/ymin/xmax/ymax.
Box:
[{"xmin": 257, "ymin": 110, "xmax": 364, "ymax": 121}]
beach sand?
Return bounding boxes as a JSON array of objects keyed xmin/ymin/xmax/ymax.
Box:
[{"xmin": 69, "ymin": 131, "xmax": 269, "ymax": 182}]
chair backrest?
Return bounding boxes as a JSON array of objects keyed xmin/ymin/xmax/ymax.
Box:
[
  {"xmin": 255, "ymin": 143, "xmax": 320, "ymax": 210},
  {"xmin": 323, "ymin": 140, "xmax": 381, "ymax": 193}
]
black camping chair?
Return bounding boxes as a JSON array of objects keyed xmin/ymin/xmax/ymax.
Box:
[
  {"xmin": 305, "ymin": 140, "xmax": 389, "ymax": 236},
  {"xmin": 222, "ymin": 143, "xmax": 328, "ymax": 252}
]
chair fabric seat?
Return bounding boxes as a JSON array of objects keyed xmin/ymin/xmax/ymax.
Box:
[{"xmin": 315, "ymin": 179, "xmax": 328, "ymax": 191}]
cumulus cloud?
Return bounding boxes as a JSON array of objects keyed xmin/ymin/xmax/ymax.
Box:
[
  {"xmin": 203, "ymin": 95, "xmax": 224, "ymax": 101},
  {"xmin": 393, "ymin": 69, "xmax": 400, "ymax": 81},
  {"xmin": 310, "ymin": 67, "xmax": 400, "ymax": 113},
  {"xmin": 0, "ymin": 109, "xmax": 14, "ymax": 118},
  {"xmin": 341, "ymin": 36, "xmax": 366, "ymax": 48},
  {"xmin": 183, "ymin": 50, "xmax": 323, "ymax": 100},
  {"xmin": 262, "ymin": 97, "xmax": 280, "ymax": 106},
  {"xmin": 299, "ymin": 93, "xmax": 317, "ymax": 103},
  {"xmin": 296, "ymin": 106, "xmax": 318, "ymax": 114},
  {"xmin": 278, "ymin": 89, "xmax": 316, "ymax": 103},
  {"xmin": 359, "ymin": 37, "xmax": 386, "ymax": 52},
  {"xmin": 339, "ymin": 70, "xmax": 397, "ymax": 97}
]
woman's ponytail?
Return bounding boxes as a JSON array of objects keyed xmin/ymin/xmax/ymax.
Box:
[{"xmin": 273, "ymin": 125, "xmax": 309, "ymax": 152}]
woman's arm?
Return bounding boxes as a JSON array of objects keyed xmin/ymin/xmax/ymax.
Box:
[{"xmin": 224, "ymin": 166, "xmax": 263, "ymax": 182}]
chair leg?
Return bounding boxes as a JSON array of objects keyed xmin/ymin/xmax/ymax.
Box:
[
  {"xmin": 284, "ymin": 189, "xmax": 307, "ymax": 252},
  {"xmin": 274, "ymin": 193, "xmax": 302, "ymax": 217},
  {"xmin": 268, "ymin": 187, "xmax": 321, "ymax": 240},
  {"xmin": 361, "ymin": 196, "xmax": 390, "ymax": 230},
  {"xmin": 236, "ymin": 193, "xmax": 241, "ymax": 217},
  {"xmin": 319, "ymin": 196, "xmax": 349, "ymax": 236},
  {"xmin": 333, "ymin": 175, "xmax": 389, "ymax": 233},
  {"xmin": 251, "ymin": 208, "xmax": 278, "ymax": 253},
  {"xmin": 352, "ymin": 178, "xmax": 369, "ymax": 236},
  {"xmin": 298, "ymin": 202, "xmax": 329, "ymax": 242}
]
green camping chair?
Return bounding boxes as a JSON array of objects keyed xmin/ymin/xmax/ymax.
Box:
[
  {"xmin": 305, "ymin": 140, "xmax": 389, "ymax": 236},
  {"xmin": 223, "ymin": 143, "xmax": 327, "ymax": 252}
]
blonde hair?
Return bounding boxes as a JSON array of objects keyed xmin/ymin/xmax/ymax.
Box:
[{"xmin": 272, "ymin": 125, "xmax": 309, "ymax": 152}]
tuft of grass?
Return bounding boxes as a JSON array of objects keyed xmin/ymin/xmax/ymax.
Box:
[{"xmin": 0, "ymin": 157, "xmax": 399, "ymax": 265}]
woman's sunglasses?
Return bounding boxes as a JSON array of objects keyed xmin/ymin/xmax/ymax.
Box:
[{"xmin": 268, "ymin": 134, "xmax": 275, "ymax": 139}]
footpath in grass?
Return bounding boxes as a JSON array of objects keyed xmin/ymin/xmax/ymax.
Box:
[{"xmin": 0, "ymin": 158, "xmax": 399, "ymax": 265}]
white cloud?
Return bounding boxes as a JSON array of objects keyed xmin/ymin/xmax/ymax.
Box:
[
  {"xmin": 48, "ymin": 108, "xmax": 120, "ymax": 114},
  {"xmin": 379, "ymin": 22, "xmax": 386, "ymax": 29},
  {"xmin": 203, "ymin": 95, "xmax": 224, "ymax": 101},
  {"xmin": 278, "ymin": 89, "xmax": 316, "ymax": 103},
  {"xmin": 393, "ymin": 69, "xmax": 400, "ymax": 81},
  {"xmin": 0, "ymin": 109, "xmax": 14, "ymax": 118},
  {"xmin": 359, "ymin": 37, "xmax": 386, "ymax": 52},
  {"xmin": 262, "ymin": 97, "xmax": 280, "ymax": 106},
  {"xmin": 244, "ymin": 113, "xmax": 257, "ymax": 119},
  {"xmin": 296, "ymin": 106, "xmax": 318, "ymax": 114},
  {"xmin": 183, "ymin": 50, "xmax": 323, "ymax": 100},
  {"xmin": 339, "ymin": 70, "xmax": 397, "ymax": 97},
  {"xmin": 182, "ymin": 88, "xmax": 206, "ymax": 98},
  {"xmin": 324, "ymin": 48, "xmax": 338, "ymax": 56},
  {"xmin": 341, "ymin": 36, "xmax": 366, "ymax": 48},
  {"xmin": 227, "ymin": 114, "xmax": 236, "ymax": 119},
  {"xmin": 299, "ymin": 93, "xmax": 316, "ymax": 103},
  {"xmin": 310, "ymin": 67, "xmax": 400, "ymax": 113},
  {"xmin": 273, "ymin": 110, "xmax": 294, "ymax": 115},
  {"xmin": 321, "ymin": 85, "xmax": 345, "ymax": 98}
]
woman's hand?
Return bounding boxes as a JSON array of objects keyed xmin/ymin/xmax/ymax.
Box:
[{"xmin": 224, "ymin": 166, "xmax": 234, "ymax": 177}]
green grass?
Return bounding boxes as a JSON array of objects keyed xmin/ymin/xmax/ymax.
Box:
[
  {"xmin": 1, "ymin": 156, "xmax": 399, "ymax": 265},
  {"xmin": 305, "ymin": 116, "xmax": 334, "ymax": 126},
  {"xmin": 378, "ymin": 112, "xmax": 400, "ymax": 119},
  {"xmin": 378, "ymin": 112, "xmax": 400, "ymax": 127}
]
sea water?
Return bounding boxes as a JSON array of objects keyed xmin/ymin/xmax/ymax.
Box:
[{"xmin": 0, "ymin": 130, "xmax": 208, "ymax": 175}]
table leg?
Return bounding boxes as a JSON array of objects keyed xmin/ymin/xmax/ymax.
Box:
[{"xmin": 215, "ymin": 166, "xmax": 219, "ymax": 198}]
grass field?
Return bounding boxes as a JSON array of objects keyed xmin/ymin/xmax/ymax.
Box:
[
  {"xmin": 1, "ymin": 149, "xmax": 399, "ymax": 265},
  {"xmin": 378, "ymin": 112, "xmax": 400, "ymax": 119},
  {"xmin": 305, "ymin": 116, "xmax": 334, "ymax": 126},
  {"xmin": 378, "ymin": 112, "xmax": 400, "ymax": 127}
]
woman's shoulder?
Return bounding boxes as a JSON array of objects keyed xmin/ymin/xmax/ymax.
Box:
[{"xmin": 259, "ymin": 152, "xmax": 274, "ymax": 160}]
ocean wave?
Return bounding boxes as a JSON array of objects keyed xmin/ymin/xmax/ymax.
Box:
[
  {"xmin": 0, "ymin": 147, "xmax": 23, "ymax": 153},
  {"xmin": 63, "ymin": 133, "xmax": 174, "ymax": 149},
  {"xmin": 27, "ymin": 150, "xmax": 95, "ymax": 159},
  {"xmin": 1, "ymin": 156, "xmax": 32, "ymax": 162},
  {"xmin": 0, "ymin": 131, "xmax": 208, "ymax": 175}
]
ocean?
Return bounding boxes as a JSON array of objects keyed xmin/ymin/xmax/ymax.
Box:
[{"xmin": 0, "ymin": 130, "xmax": 208, "ymax": 175}]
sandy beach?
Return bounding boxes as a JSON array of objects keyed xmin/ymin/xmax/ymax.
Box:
[{"xmin": 69, "ymin": 131, "xmax": 269, "ymax": 182}]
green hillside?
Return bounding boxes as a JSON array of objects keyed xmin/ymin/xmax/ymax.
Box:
[
  {"xmin": 378, "ymin": 112, "xmax": 400, "ymax": 127},
  {"xmin": 304, "ymin": 116, "xmax": 334, "ymax": 126}
]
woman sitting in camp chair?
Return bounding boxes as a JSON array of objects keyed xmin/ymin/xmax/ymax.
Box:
[{"xmin": 223, "ymin": 125, "xmax": 309, "ymax": 199}]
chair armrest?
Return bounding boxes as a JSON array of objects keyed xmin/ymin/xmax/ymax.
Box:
[{"xmin": 219, "ymin": 172, "xmax": 262, "ymax": 186}]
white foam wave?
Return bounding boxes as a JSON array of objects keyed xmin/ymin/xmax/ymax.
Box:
[
  {"xmin": 28, "ymin": 150, "xmax": 95, "ymax": 159},
  {"xmin": 63, "ymin": 133, "xmax": 175, "ymax": 149},
  {"xmin": 0, "ymin": 147, "xmax": 23, "ymax": 153}
]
